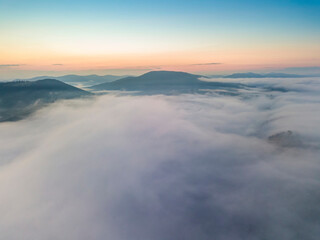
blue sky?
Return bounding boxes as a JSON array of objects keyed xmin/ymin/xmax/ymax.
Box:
[{"xmin": 0, "ymin": 0, "xmax": 319, "ymax": 78}]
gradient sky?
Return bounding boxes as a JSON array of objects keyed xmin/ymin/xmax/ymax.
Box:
[{"xmin": 0, "ymin": 0, "xmax": 319, "ymax": 79}]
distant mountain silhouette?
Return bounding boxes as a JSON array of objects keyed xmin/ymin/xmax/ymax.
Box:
[
  {"xmin": 223, "ymin": 72, "xmax": 306, "ymax": 78},
  {"xmin": 16, "ymin": 74, "xmax": 129, "ymax": 87},
  {"xmin": 206, "ymin": 74, "xmax": 225, "ymax": 78},
  {"xmin": 90, "ymin": 71, "xmax": 244, "ymax": 93},
  {"xmin": 224, "ymin": 73, "xmax": 264, "ymax": 78},
  {"xmin": 0, "ymin": 79, "xmax": 91, "ymax": 122},
  {"xmin": 263, "ymin": 73, "xmax": 307, "ymax": 78}
]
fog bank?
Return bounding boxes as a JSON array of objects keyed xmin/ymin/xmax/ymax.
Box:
[{"xmin": 0, "ymin": 79, "xmax": 320, "ymax": 240}]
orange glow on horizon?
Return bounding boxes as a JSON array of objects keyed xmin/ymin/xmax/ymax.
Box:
[{"xmin": 0, "ymin": 40, "xmax": 319, "ymax": 77}]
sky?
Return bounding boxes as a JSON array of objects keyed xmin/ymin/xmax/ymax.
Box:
[{"xmin": 0, "ymin": 0, "xmax": 320, "ymax": 79}]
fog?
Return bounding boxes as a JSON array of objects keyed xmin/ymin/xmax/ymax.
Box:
[{"xmin": 0, "ymin": 78, "xmax": 320, "ymax": 240}]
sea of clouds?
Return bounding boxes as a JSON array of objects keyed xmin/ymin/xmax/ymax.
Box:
[{"xmin": 0, "ymin": 77, "xmax": 320, "ymax": 240}]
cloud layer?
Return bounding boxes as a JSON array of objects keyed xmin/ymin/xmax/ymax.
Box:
[
  {"xmin": 0, "ymin": 79, "xmax": 320, "ymax": 240},
  {"xmin": 0, "ymin": 64, "xmax": 24, "ymax": 68}
]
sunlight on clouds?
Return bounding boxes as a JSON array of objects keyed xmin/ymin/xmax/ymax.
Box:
[{"xmin": 0, "ymin": 78, "xmax": 320, "ymax": 239}]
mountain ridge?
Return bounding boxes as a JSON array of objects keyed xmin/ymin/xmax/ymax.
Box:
[
  {"xmin": 12, "ymin": 74, "xmax": 130, "ymax": 87},
  {"xmin": 223, "ymin": 72, "xmax": 308, "ymax": 78},
  {"xmin": 0, "ymin": 79, "xmax": 91, "ymax": 122},
  {"xmin": 90, "ymin": 71, "xmax": 243, "ymax": 93}
]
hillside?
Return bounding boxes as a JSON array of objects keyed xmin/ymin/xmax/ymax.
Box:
[
  {"xmin": 15, "ymin": 74, "xmax": 129, "ymax": 87},
  {"xmin": 224, "ymin": 72, "xmax": 306, "ymax": 78},
  {"xmin": 0, "ymin": 79, "xmax": 91, "ymax": 122},
  {"xmin": 90, "ymin": 71, "xmax": 243, "ymax": 93}
]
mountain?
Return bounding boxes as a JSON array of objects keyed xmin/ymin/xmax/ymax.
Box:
[
  {"xmin": 224, "ymin": 72, "xmax": 264, "ymax": 78},
  {"xmin": 263, "ymin": 73, "xmax": 307, "ymax": 78},
  {"xmin": 90, "ymin": 71, "xmax": 244, "ymax": 93},
  {"xmin": 224, "ymin": 72, "xmax": 306, "ymax": 78},
  {"xmin": 0, "ymin": 79, "xmax": 91, "ymax": 122},
  {"xmin": 206, "ymin": 74, "xmax": 226, "ymax": 78},
  {"xmin": 15, "ymin": 74, "xmax": 129, "ymax": 87},
  {"xmin": 281, "ymin": 66, "xmax": 320, "ymax": 75}
]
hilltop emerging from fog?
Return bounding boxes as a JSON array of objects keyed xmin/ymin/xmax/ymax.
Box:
[
  {"xmin": 90, "ymin": 71, "xmax": 243, "ymax": 93},
  {"xmin": 0, "ymin": 70, "xmax": 307, "ymax": 122}
]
